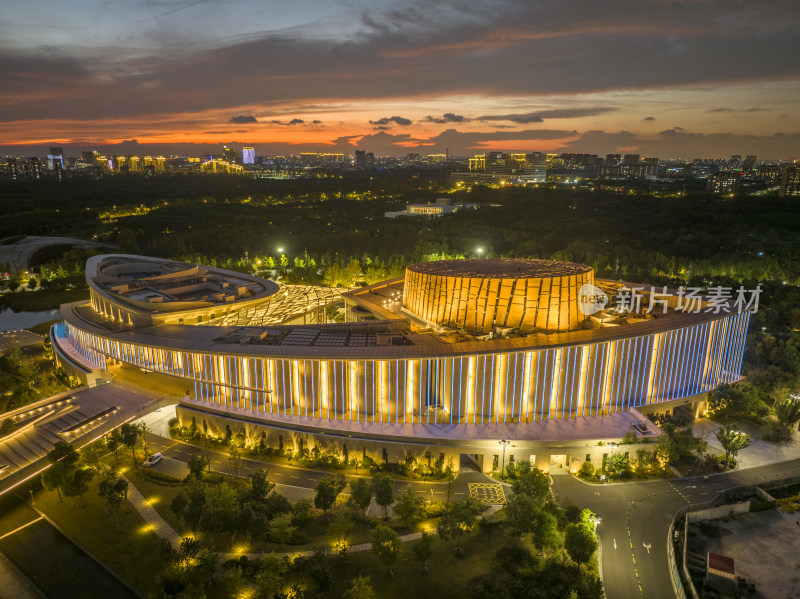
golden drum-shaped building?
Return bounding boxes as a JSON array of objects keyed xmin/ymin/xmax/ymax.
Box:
[{"xmin": 402, "ymin": 258, "xmax": 594, "ymax": 333}]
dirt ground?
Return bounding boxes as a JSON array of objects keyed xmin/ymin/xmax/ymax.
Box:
[{"xmin": 703, "ymin": 509, "xmax": 800, "ymax": 599}]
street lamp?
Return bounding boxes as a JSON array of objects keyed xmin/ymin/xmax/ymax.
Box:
[
  {"xmin": 476, "ymin": 247, "xmax": 484, "ymax": 257},
  {"xmin": 277, "ymin": 247, "xmax": 284, "ymax": 253},
  {"xmin": 499, "ymin": 439, "xmax": 511, "ymax": 477}
]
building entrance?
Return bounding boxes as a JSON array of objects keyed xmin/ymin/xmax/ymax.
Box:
[{"xmin": 460, "ymin": 453, "xmax": 483, "ymax": 472}]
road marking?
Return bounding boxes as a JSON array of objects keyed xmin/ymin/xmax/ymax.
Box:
[
  {"xmin": 643, "ymin": 542, "xmax": 651, "ymax": 554},
  {"xmin": 467, "ymin": 482, "xmax": 506, "ymax": 505},
  {"xmin": 0, "ymin": 516, "xmax": 43, "ymax": 541},
  {"xmin": 290, "ymin": 475, "xmax": 299, "ymax": 479},
  {"xmin": 613, "ymin": 538, "xmax": 617, "ymax": 550}
]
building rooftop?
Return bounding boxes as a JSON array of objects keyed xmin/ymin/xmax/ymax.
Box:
[{"xmin": 405, "ymin": 258, "xmax": 592, "ymax": 279}]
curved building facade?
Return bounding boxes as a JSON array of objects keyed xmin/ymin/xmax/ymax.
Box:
[
  {"xmin": 59, "ymin": 255, "xmax": 749, "ymax": 429},
  {"xmin": 402, "ymin": 258, "xmax": 594, "ymax": 333}
]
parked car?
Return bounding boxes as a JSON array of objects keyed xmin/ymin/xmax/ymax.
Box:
[{"xmin": 143, "ymin": 452, "xmax": 163, "ymax": 467}]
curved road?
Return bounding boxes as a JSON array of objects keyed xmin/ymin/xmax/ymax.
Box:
[
  {"xmin": 145, "ymin": 421, "xmax": 800, "ymax": 598},
  {"xmin": 551, "ymin": 459, "xmax": 800, "ymax": 598}
]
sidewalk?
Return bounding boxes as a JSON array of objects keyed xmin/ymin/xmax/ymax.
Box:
[
  {"xmin": 693, "ymin": 417, "xmax": 800, "ymax": 469},
  {"xmin": 0, "ymin": 550, "xmax": 45, "ymax": 599},
  {"xmin": 123, "ymin": 475, "xmax": 181, "ymax": 547}
]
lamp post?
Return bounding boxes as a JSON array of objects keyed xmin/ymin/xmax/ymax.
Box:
[
  {"xmin": 499, "ymin": 439, "xmax": 511, "ymax": 478},
  {"xmin": 476, "ymin": 247, "xmax": 484, "ymax": 258}
]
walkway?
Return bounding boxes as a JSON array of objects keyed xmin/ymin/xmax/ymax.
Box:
[
  {"xmin": 123, "ymin": 474, "xmax": 423, "ymax": 559},
  {"xmin": 693, "ymin": 417, "xmax": 800, "ymax": 469},
  {"xmin": 123, "ymin": 475, "xmax": 181, "ymax": 547}
]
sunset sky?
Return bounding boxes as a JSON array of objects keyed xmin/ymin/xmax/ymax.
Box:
[{"xmin": 2, "ymin": 0, "xmax": 799, "ymax": 158}]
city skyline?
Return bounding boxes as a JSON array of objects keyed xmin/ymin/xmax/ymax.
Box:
[{"xmin": 2, "ymin": 0, "xmax": 799, "ymax": 158}]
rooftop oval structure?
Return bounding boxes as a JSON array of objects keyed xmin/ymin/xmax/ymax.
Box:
[{"xmin": 402, "ymin": 258, "xmax": 594, "ymax": 333}]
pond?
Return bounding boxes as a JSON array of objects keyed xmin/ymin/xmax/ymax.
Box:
[{"xmin": 0, "ymin": 308, "xmax": 60, "ymax": 332}]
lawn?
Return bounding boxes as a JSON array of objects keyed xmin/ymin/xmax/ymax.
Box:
[
  {"xmin": 35, "ymin": 474, "xmax": 166, "ymax": 596},
  {"xmin": 285, "ymin": 524, "xmax": 504, "ymax": 598},
  {"xmin": 0, "ymin": 288, "xmax": 89, "ymax": 311}
]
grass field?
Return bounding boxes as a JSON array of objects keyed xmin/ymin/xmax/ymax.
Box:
[
  {"xmin": 0, "ymin": 288, "xmax": 89, "ymax": 312},
  {"xmin": 35, "ymin": 475, "xmax": 165, "ymax": 596}
]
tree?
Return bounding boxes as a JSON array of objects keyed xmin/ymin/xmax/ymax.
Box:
[
  {"xmin": 371, "ymin": 524, "xmax": 402, "ymax": 576},
  {"xmin": 775, "ymin": 398, "xmax": 800, "ymax": 438},
  {"xmin": 249, "ymin": 467, "xmax": 270, "ymax": 502},
  {"xmin": 412, "ymin": 530, "xmax": 435, "ymax": 572},
  {"xmin": 393, "ymin": 487, "xmax": 426, "ymax": 528},
  {"xmin": 715, "ymin": 426, "xmax": 752, "ymax": 467},
  {"xmin": 228, "ymin": 445, "xmax": 243, "ymax": 478},
  {"xmin": 62, "ymin": 467, "xmax": 94, "ymax": 508},
  {"xmin": 80, "ymin": 440, "xmax": 106, "ymax": 474},
  {"xmin": 106, "ymin": 429, "xmax": 122, "ymax": 463},
  {"xmin": 119, "ymin": 423, "xmax": 139, "ymax": 464},
  {"xmin": 98, "ymin": 471, "xmax": 129, "ymax": 526},
  {"xmin": 179, "ymin": 536, "xmax": 200, "ymax": 569},
  {"xmin": 372, "ymin": 473, "xmax": 395, "ymax": 519},
  {"xmin": 343, "ymin": 575, "xmax": 376, "ymax": 599},
  {"xmin": 437, "ymin": 499, "xmax": 479, "ymax": 548},
  {"xmin": 138, "ymin": 422, "xmax": 151, "ymax": 458},
  {"xmin": 187, "ymin": 453, "xmax": 208, "ymax": 480},
  {"xmin": 314, "ymin": 474, "xmax": 346, "ymax": 515},
  {"xmin": 268, "ymin": 513, "xmax": 296, "ymax": 549},
  {"xmin": 254, "ymin": 553, "xmax": 286, "ymax": 599},
  {"xmin": 565, "ymin": 523, "xmax": 598, "ymax": 564},
  {"xmin": 348, "ymin": 477, "xmax": 373, "ymax": 515},
  {"xmin": 42, "ymin": 441, "xmax": 80, "ymax": 502},
  {"xmin": 329, "ymin": 508, "xmax": 354, "ymax": 547},
  {"xmin": 170, "ymin": 492, "xmax": 188, "ymax": 528},
  {"xmin": 510, "ymin": 466, "xmax": 550, "ymax": 501}
]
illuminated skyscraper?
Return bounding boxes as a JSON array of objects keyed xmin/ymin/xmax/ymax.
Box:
[
  {"xmin": 47, "ymin": 146, "xmax": 64, "ymax": 171},
  {"xmin": 779, "ymin": 167, "xmax": 800, "ymax": 197},
  {"xmin": 242, "ymin": 147, "xmax": 255, "ymax": 165}
]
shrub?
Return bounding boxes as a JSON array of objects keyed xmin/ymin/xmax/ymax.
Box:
[{"xmin": 579, "ymin": 461, "xmax": 595, "ymax": 478}]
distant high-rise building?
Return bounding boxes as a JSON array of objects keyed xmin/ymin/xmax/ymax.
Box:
[
  {"xmin": 427, "ymin": 154, "xmax": 447, "ymax": 163},
  {"xmin": 47, "ymin": 146, "xmax": 64, "ymax": 171},
  {"xmin": 26, "ymin": 157, "xmax": 42, "ymax": 180},
  {"xmin": 623, "ymin": 154, "xmax": 640, "ymax": 166},
  {"xmin": 729, "ymin": 155, "xmax": 742, "ymax": 167},
  {"xmin": 521, "ymin": 152, "xmax": 546, "ymax": 182},
  {"xmin": 354, "ymin": 150, "xmax": 366, "ymax": 167},
  {"xmin": 605, "ymin": 154, "xmax": 622, "ymax": 167},
  {"xmin": 222, "ymin": 146, "xmax": 239, "ymax": 164},
  {"xmin": 468, "ymin": 155, "xmax": 485, "ymax": 171},
  {"xmin": 742, "ymin": 155, "xmax": 757, "ymax": 170},
  {"xmin": 707, "ymin": 171, "xmax": 741, "ymax": 194},
  {"xmin": 6, "ymin": 158, "xmax": 18, "ymax": 181},
  {"xmin": 779, "ymin": 167, "xmax": 800, "ymax": 197},
  {"xmin": 643, "ymin": 157, "xmax": 659, "ymax": 176},
  {"xmin": 242, "ymin": 147, "xmax": 255, "ymax": 165},
  {"xmin": 365, "ymin": 152, "xmax": 375, "ymax": 166}
]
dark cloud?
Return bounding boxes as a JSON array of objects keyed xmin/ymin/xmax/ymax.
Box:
[
  {"xmin": 424, "ymin": 113, "xmax": 469, "ymax": 123},
  {"xmin": 478, "ymin": 107, "xmax": 616, "ymax": 123},
  {"xmin": 269, "ymin": 118, "xmax": 305, "ymax": 125},
  {"xmin": 229, "ymin": 115, "xmax": 257, "ymax": 123},
  {"xmin": 643, "ymin": 116, "xmax": 655, "ymax": 121},
  {"xmin": 369, "ymin": 115, "xmax": 412, "ymax": 126},
  {"xmin": 480, "ymin": 113, "xmax": 543, "ymax": 124},
  {"xmin": 312, "ymin": 119, "xmax": 322, "ymax": 124},
  {"xmin": 707, "ymin": 107, "xmax": 770, "ymax": 114}
]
